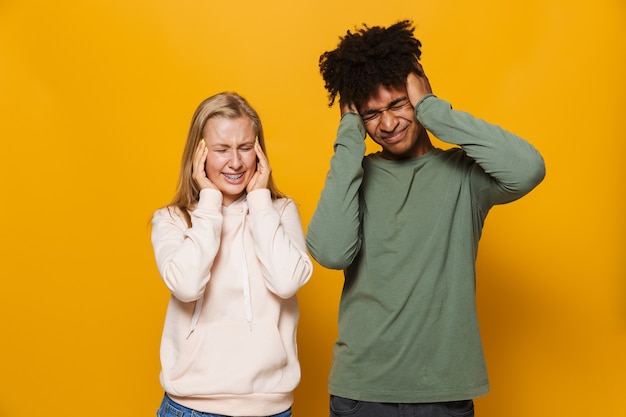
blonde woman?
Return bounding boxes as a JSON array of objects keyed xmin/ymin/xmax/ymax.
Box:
[{"xmin": 152, "ymin": 92, "xmax": 312, "ymax": 417}]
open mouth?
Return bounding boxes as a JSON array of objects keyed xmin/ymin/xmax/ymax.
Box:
[{"xmin": 223, "ymin": 173, "xmax": 244, "ymax": 181}]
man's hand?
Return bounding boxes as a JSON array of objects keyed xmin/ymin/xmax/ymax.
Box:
[
  {"xmin": 340, "ymin": 99, "xmax": 359, "ymax": 117},
  {"xmin": 406, "ymin": 62, "xmax": 433, "ymax": 107}
]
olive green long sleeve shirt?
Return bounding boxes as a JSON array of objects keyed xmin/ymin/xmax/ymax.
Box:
[{"xmin": 306, "ymin": 95, "xmax": 545, "ymax": 402}]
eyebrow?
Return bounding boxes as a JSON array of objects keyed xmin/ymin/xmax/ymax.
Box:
[
  {"xmin": 210, "ymin": 139, "xmax": 256, "ymax": 148},
  {"xmin": 361, "ymin": 96, "xmax": 410, "ymax": 115}
]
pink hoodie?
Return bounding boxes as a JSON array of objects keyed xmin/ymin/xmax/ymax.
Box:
[{"xmin": 151, "ymin": 188, "xmax": 312, "ymax": 416}]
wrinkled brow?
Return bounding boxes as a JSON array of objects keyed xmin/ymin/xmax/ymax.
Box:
[{"xmin": 361, "ymin": 96, "xmax": 410, "ymax": 115}]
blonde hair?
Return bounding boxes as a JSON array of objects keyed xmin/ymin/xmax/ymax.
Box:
[{"xmin": 169, "ymin": 92, "xmax": 285, "ymax": 226}]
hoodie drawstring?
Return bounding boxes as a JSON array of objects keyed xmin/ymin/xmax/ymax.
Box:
[
  {"xmin": 241, "ymin": 200, "xmax": 253, "ymax": 331},
  {"xmin": 186, "ymin": 197, "xmax": 253, "ymax": 338}
]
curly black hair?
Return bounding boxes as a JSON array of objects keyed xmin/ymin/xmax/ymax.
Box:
[{"xmin": 319, "ymin": 20, "xmax": 422, "ymax": 108}]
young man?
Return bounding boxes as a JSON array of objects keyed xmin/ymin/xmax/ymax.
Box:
[{"xmin": 306, "ymin": 20, "xmax": 545, "ymax": 417}]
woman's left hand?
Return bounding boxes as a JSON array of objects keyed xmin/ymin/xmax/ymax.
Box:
[{"xmin": 246, "ymin": 140, "xmax": 271, "ymax": 193}]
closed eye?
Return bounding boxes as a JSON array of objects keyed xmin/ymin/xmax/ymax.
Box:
[
  {"xmin": 389, "ymin": 98, "xmax": 411, "ymax": 111},
  {"xmin": 361, "ymin": 112, "xmax": 380, "ymax": 123},
  {"xmin": 360, "ymin": 97, "xmax": 410, "ymax": 123}
]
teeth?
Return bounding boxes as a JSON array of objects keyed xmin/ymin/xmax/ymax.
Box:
[{"xmin": 224, "ymin": 173, "xmax": 243, "ymax": 180}]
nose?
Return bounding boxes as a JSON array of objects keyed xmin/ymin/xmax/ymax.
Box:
[
  {"xmin": 379, "ymin": 109, "xmax": 399, "ymax": 132},
  {"xmin": 227, "ymin": 149, "xmax": 243, "ymax": 169}
]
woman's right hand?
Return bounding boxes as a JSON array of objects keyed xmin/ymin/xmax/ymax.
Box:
[{"xmin": 192, "ymin": 139, "xmax": 218, "ymax": 191}]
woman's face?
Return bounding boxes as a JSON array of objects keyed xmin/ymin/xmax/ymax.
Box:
[{"xmin": 202, "ymin": 116, "xmax": 257, "ymax": 206}]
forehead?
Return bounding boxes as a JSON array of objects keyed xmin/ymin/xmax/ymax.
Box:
[
  {"xmin": 202, "ymin": 116, "xmax": 255, "ymax": 143},
  {"xmin": 361, "ymin": 84, "xmax": 409, "ymax": 110}
]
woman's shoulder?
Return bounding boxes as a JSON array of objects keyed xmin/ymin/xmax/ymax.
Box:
[
  {"xmin": 271, "ymin": 196, "xmax": 298, "ymax": 214},
  {"xmin": 153, "ymin": 205, "xmax": 190, "ymax": 225}
]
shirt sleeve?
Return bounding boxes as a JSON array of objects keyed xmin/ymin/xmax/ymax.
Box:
[
  {"xmin": 416, "ymin": 95, "xmax": 546, "ymax": 211},
  {"xmin": 306, "ymin": 113, "xmax": 367, "ymax": 270},
  {"xmin": 150, "ymin": 189, "xmax": 223, "ymax": 302},
  {"xmin": 247, "ymin": 189, "xmax": 313, "ymax": 298}
]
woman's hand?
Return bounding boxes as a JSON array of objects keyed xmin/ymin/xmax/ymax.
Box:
[
  {"xmin": 246, "ymin": 140, "xmax": 271, "ymax": 193},
  {"xmin": 192, "ymin": 139, "xmax": 218, "ymax": 191},
  {"xmin": 246, "ymin": 140, "xmax": 272, "ymax": 192}
]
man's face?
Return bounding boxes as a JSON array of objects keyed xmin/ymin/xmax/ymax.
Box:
[{"xmin": 358, "ymin": 84, "xmax": 426, "ymax": 160}]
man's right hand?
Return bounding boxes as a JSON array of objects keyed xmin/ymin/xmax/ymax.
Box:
[{"xmin": 340, "ymin": 99, "xmax": 359, "ymax": 117}]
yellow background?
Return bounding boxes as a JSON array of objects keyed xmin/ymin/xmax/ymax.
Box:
[{"xmin": 1, "ymin": 1, "xmax": 624, "ymax": 416}]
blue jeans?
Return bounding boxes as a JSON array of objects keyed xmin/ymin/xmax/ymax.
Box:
[
  {"xmin": 329, "ymin": 395, "xmax": 474, "ymax": 417},
  {"xmin": 156, "ymin": 393, "xmax": 292, "ymax": 417}
]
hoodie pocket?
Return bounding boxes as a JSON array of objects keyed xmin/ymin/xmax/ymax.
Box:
[{"xmin": 167, "ymin": 319, "xmax": 288, "ymax": 396}]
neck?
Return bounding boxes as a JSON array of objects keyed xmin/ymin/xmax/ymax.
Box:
[{"xmin": 413, "ymin": 130, "xmax": 433, "ymax": 157}]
